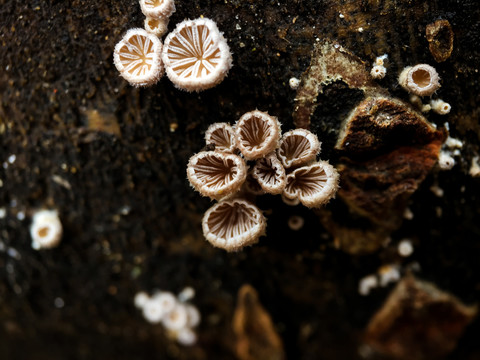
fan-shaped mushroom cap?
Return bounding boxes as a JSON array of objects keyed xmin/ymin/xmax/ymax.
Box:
[
  {"xmin": 252, "ymin": 152, "xmax": 286, "ymax": 195},
  {"xmin": 113, "ymin": 28, "xmax": 163, "ymax": 87},
  {"xmin": 139, "ymin": 0, "xmax": 175, "ymax": 19},
  {"xmin": 398, "ymin": 64, "xmax": 440, "ymax": 97},
  {"xmin": 144, "ymin": 16, "xmax": 169, "ymax": 37},
  {"xmin": 205, "ymin": 122, "xmax": 236, "ymax": 153},
  {"xmin": 162, "ymin": 18, "xmax": 232, "ymax": 92},
  {"xmin": 202, "ymin": 199, "xmax": 266, "ymax": 251},
  {"xmin": 235, "ymin": 110, "xmax": 281, "ymax": 160},
  {"xmin": 187, "ymin": 151, "xmax": 247, "ymax": 200},
  {"xmin": 283, "ymin": 161, "xmax": 339, "ymax": 208},
  {"xmin": 277, "ymin": 128, "xmax": 321, "ymax": 169}
]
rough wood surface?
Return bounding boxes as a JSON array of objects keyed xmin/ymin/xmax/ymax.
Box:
[{"xmin": 0, "ymin": 1, "xmax": 479, "ymax": 359}]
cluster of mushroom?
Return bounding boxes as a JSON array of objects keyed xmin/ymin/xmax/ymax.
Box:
[
  {"xmin": 113, "ymin": 0, "xmax": 232, "ymax": 91},
  {"xmin": 187, "ymin": 110, "xmax": 340, "ymax": 252},
  {"xmin": 134, "ymin": 289, "xmax": 200, "ymax": 346}
]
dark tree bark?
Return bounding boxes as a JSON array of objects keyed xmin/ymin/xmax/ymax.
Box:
[{"xmin": 0, "ymin": 1, "xmax": 479, "ymax": 359}]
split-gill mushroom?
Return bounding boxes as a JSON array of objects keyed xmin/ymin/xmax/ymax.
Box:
[
  {"xmin": 144, "ymin": 16, "xmax": 169, "ymax": 37},
  {"xmin": 139, "ymin": 0, "xmax": 176, "ymax": 19},
  {"xmin": 187, "ymin": 151, "xmax": 247, "ymax": 200},
  {"xmin": 113, "ymin": 28, "xmax": 163, "ymax": 87},
  {"xmin": 202, "ymin": 198, "xmax": 266, "ymax": 251},
  {"xmin": 162, "ymin": 18, "xmax": 232, "ymax": 92},
  {"xmin": 283, "ymin": 161, "xmax": 339, "ymax": 208},
  {"xmin": 398, "ymin": 64, "xmax": 440, "ymax": 97},
  {"xmin": 252, "ymin": 153, "xmax": 286, "ymax": 195},
  {"xmin": 235, "ymin": 110, "xmax": 281, "ymax": 160},
  {"xmin": 277, "ymin": 128, "xmax": 320, "ymax": 169},
  {"xmin": 205, "ymin": 122, "xmax": 236, "ymax": 153}
]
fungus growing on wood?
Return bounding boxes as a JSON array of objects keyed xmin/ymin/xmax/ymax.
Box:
[
  {"xmin": 371, "ymin": 65, "xmax": 386, "ymax": 79},
  {"xmin": 30, "ymin": 209, "xmax": 63, "ymax": 250},
  {"xmin": 235, "ymin": 110, "xmax": 281, "ymax": 160},
  {"xmin": 277, "ymin": 128, "xmax": 320, "ymax": 169},
  {"xmin": 430, "ymin": 99, "xmax": 451, "ymax": 115},
  {"xmin": 144, "ymin": 16, "xmax": 169, "ymax": 37},
  {"xmin": 202, "ymin": 198, "xmax": 266, "ymax": 251},
  {"xmin": 283, "ymin": 161, "xmax": 339, "ymax": 208},
  {"xmin": 205, "ymin": 122, "xmax": 236, "ymax": 153},
  {"xmin": 187, "ymin": 151, "xmax": 247, "ymax": 200},
  {"xmin": 139, "ymin": 0, "xmax": 175, "ymax": 19},
  {"xmin": 398, "ymin": 64, "xmax": 440, "ymax": 97},
  {"xmin": 113, "ymin": 28, "xmax": 163, "ymax": 87},
  {"xmin": 252, "ymin": 153, "xmax": 286, "ymax": 195},
  {"xmin": 162, "ymin": 18, "xmax": 232, "ymax": 92}
]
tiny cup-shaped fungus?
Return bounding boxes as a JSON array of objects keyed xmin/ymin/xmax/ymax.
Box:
[
  {"xmin": 205, "ymin": 122, "xmax": 236, "ymax": 153},
  {"xmin": 398, "ymin": 64, "xmax": 440, "ymax": 97},
  {"xmin": 139, "ymin": 0, "xmax": 175, "ymax": 19},
  {"xmin": 277, "ymin": 128, "xmax": 321, "ymax": 169},
  {"xmin": 187, "ymin": 151, "xmax": 247, "ymax": 200},
  {"xmin": 252, "ymin": 153, "xmax": 286, "ymax": 195},
  {"xmin": 202, "ymin": 198, "xmax": 266, "ymax": 251},
  {"xmin": 235, "ymin": 110, "xmax": 281, "ymax": 160},
  {"xmin": 144, "ymin": 16, "xmax": 169, "ymax": 37},
  {"xmin": 113, "ymin": 28, "xmax": 163, "ymax": 87},
  {"xmin": 430, "ymin": 99, "xmax": 451, "ymax": 115},
  {"xmin": 30, "ymin": 209, "xmax": 63, "ymax": 250},
  {"xmin": 283, "ymin": 161, "xmax": 339, "ymax": 208},
  {"xmin": 162, "ymin": 18, "xmax": 232, "ymax": 92}
]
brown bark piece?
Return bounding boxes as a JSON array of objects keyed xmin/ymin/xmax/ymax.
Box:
[
  {"xmin": 233, "ymin": 284, "xmax": 285, "ymax": 360},
  {"xmin": 365, "ymin": 275, "xmax": 478, "ymax": 360},
  {"xmin": 426, "ymin": 20, "xmax": 454, "ymax": 63}
]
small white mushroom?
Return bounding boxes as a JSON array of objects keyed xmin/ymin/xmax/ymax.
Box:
[
  {"xmin": 30, "ymin": 209, "xmax": 63, "ymax": 250},
  {"xmin": 398, "ymin": 64, "xmax": 441, "ymax": 97}
]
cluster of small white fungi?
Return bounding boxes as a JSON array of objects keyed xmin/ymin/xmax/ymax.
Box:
[
  {"xmin": 113, "ymin": 1, "xmax": 232, "ymax": 91},
  {"xmin": 134, "ymin": 288, "xmax": 200, "ymax": 346},
  {"xmin": 187, "ymin": 110, "xmax": 339, "ymax": 252},
  {"xmin": 358, "ymin": 264, "xmax": 402, "ymax": 296},
  {"xmin": 370, "ymin": 54, "xmax": 388, "ymax": 79}
]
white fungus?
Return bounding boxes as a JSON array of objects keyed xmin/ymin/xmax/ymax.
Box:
[
  {"xmin": 135, "ymin": 289, "xmax": 200, "ymax": 346},
  {"xmin": 359, "ymin": 274, "xmax": 378, "ymax": 296},
  {"xmin": 289, "ymin": 77, "xmax": 301, "ymax": 89},
  {"xmin": 176, "ymin": 327, "xmax": 198, "ymax": 346},
  {"xmin": 134, "ymin": 291, "xmax": 150, "ymax": 309},
  {"xmin": 437, "ymin": 151, "xmax": 456, "ymax": 170},
  {"xmin": 430, "ymin": 99, "xmax": 451, "ymax": 115},
  {"xmin": 151, "ymin": 291, "xmax": 177, "ymax": 314},
  {"xmin": 397, "ymin": 239, "xmax": 414, "ymax": 257},
  {"xmin": 30, "ymin": 209, "xmax": 63, "ymax": 250},
  {"xmin": 370, "ymin": 65, "xmax": 386, "ymax": 79},
  {"xmin": 162, "ymin": 303, "xmax": 189, "ymax": 331},
  {"xmin": 142, "ymin": 297, "xmax": 167, "ymax": 324},
  {"xmin": 178, "ymin": 287, "xmax": 195, "ymax": 302}
]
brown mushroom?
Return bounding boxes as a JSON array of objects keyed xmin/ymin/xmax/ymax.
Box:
[
  {"xmin": 283, "ymin": 161, "xmax": 339, "ymax": 208},
  {"xmin": 252, "ymin": 153, "xmax": 286, "ymax": 195},
  {"xmin": 277, "ymin": 128, "xmax": 321, "ymax": 169},
  {"xmin": 202, "ymin": 198, "xmax": 266, "ymax": 251},
  {"xmin": 235, "ymin": 110, "xmax": 281, "ymax": 160},
  {"xmin": 205, "ymin": 122, "xmax": 237, "ymax": 153},
  {"xmin": 187, "ymin": 151, "xmax": 247, "ymax": 200}
]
